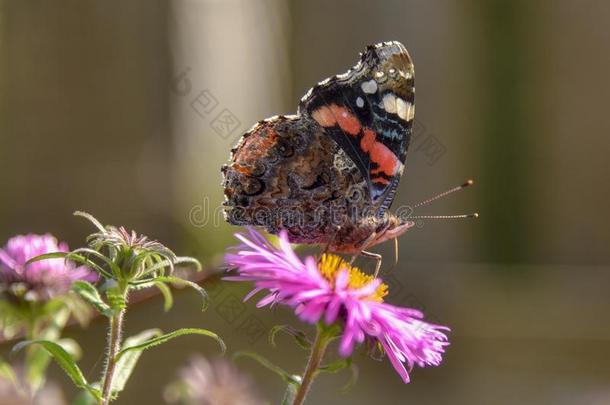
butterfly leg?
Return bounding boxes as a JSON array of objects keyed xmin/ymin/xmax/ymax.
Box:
[
  {"xmin": 321, "ymin": 226, "xmax": 342, "ymax": 258},
  {"xmin": 360, "ymin": 250, "xmax": 383, "ymax": 278},
  {"xmin": 349, "ymin": 248, "xmax": 383, "ymax": 277},
  {"xmin": 348, "ymin": 230, "xmax": 384, "ymax": 276},
  {"xmin": 322, "ymin": 225, "xmax": 341, "ymax": 254}
]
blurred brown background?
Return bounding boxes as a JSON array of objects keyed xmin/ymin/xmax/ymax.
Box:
[{"xmin": 2, "ymin": 0, "xmax": 610, "ymax": 404}]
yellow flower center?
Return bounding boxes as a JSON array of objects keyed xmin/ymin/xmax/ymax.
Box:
[{"xmin": 317, "ymin": 254, "xmax": 388, "ymax": 302}]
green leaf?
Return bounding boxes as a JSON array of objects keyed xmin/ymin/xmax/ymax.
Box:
[
  {"xmin": 24, "ymin": 252, "xmax": 70, "ymax": 268},
  {"xmin": 269, "ymin": 325, "xmax": 312, "ymax": 350},
  {"xmin": 69, "ymin": 248, "xmax": 120, "ymax": 277},
  {"xmin": 72, "ymin": 281, "xmax": 113, "ymax": 317},
  {"xmin": 316, "ymin": 357, "xmax": 351, "ymax": 375},
  {"xmin": 13, "ymin": 340, "xmax": 85, "ymax": 386},
  {"xmin": 339, "ymin": 363, "xmax": 359, "ymax": 393},
  {"xmin": 115, "ymin": 328, "xmax": 225, "ymax": 363},
  {"xmin": 74, "ymin": 211, "xmax": 107, "ymax": 232},
  {"xmin": 25, "ymin": 306, "xmax": 71, "ymax": 392},
  {"xmin": 71, "ymin": 388, "xmax": 99, "ymax": 405},
  {"xmin": 154, "ymin": 282, "xmax": 173, "ymax": 312},
  {"xmin": 66, "ymin": 252, "xmax": 114, "ymax": 279},
  {"xmin": 25, "ymin": 252, "xmax": 112, "ymax": 279},
  {"xmin": 233, "ymin": 351, "xmax": 300, "ymax": 385},
  {"xmin": 0, "ymin": 359, "xmax": 18, "ymax": 386},
  {"xmin": 132, "ymin": 254, "xmax": 172, "ymax": 279},
  {"xmin": 12, "ymin": 340, "xmax": 101, "ymax": 400},
  {"xmin": 56, "ymin": 338, "xmax": 83, "ymax": 361},
  {"xmin": 137, "ymin": 256, "xmax": 201, "ymax": 279},
  {"xmin": 135, "ymin": 276, "xmax": 209, "ymax": 311},
  {"xmin": 281, "ymin": 382, "xmax": 299, "ymax": 405},
  {"xmin": 111, "ymin": 329, "xmax": 162, "ymax": 396},
  {"xmin": 175, "ymin": 256, "xmax": 202, "ymax": 272},
  {"xmin": 317, "ymin": 321, "xmax": 343, "ymax": 340},
  {"xmin": 0, "ymin": 359, "xmax": 27, "ymax": 398},
  {"xmin": 314, "ymin": 356, "xmax": 358, "ymax": 393}
]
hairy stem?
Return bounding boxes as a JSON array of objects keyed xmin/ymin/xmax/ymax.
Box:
[
  {"xmin": 292, "ymin": 327, "xmax": 332, "ymax": 405},
  {"xmin": 101, "ymin": 291, "xmax": 128, "ymax": 405}
]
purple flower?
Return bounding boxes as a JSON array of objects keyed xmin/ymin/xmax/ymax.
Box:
[
  {"xmin": 0, "ymin": 234, "xmax": 97, "ymax": 301},
  {"xmin": 164, "ymin": 356, "xmax": 266, "ymax": 405},
  {"xmin": 225, "ymin": 228, "xmax": 450, "ymax": 383}
]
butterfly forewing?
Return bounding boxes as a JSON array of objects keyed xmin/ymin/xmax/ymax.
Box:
[{"xmin": 298, "ymin": 41, "xmax": 415, "ymax": 215}]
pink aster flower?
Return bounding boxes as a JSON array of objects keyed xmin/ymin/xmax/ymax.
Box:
[
  {"xmin": 0, "ymin": 234, "xmax": 97, "ymax": 301},
  {"xmin": 164, "ymin": 355, "xmax": 266, "ymax": 405},
  {"xmin": 225, "ymin": 228, "xmax": 450, "ymax": 383}
]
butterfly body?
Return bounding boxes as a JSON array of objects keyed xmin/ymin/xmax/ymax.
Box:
[{"xmin": 223, "ymin": 41, "xmax": 415, "ymax": 253}]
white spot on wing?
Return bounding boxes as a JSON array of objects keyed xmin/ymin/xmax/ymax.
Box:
[
  {"xmin": 399, "ymin": 70, "xmax": 412, "ymax": 80},
  {"xmin": 356, "ymin": 97, "xmax": 364, "ymax": 108},
  {"xmin": 300, "ymin": 87, "xmax": 313, "ymax": 103},
  {"xmin": 361, "ymin": 80, "xmax": 378, "ymax": 94},
  {"xmin": 396, "ymin": 98, "xmax": 407, "ymax": 120},
  {"xmin": 336, "ymin": 72, "xmax": 350, "ymax": 79},
  {"xmin": 406, "ymin": 102, "xmax": 415, "ymax": 121},
  {"xmin": 382, "ymin": 93, "xmax": 397, "ymax": 114},
  {"xmin": 396, "ymin": 98, "xmax": 414, "ymax": 121}
]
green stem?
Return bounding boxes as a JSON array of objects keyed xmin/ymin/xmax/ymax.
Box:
[
  {"xmin": 100, "ymin": 290, "xmax": 128, "ymax": 405},
  {"xmin": 292, "ymin": 325, "xmax": 334, "ymax": 405},
  {"xmin": 24, "ymin": 311, "xmax": 41, "ymax": 395}
]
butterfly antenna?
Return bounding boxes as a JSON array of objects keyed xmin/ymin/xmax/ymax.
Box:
[
  {"xmin": 411, "ymin": 179, "xmax": 474, "ymax": 209},
  {"xmin": 409, "ymin": 213, "xmax": 479, "ymax": 219}
]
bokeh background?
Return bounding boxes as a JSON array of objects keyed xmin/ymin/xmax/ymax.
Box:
[{"xmin": 2, "ymin": 0, "xmax": 610, "ymax": 404}]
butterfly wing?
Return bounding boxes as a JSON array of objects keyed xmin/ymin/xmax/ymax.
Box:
[
  {"xmin": 222, "ymin": 114, "xmax": 368, "ymax": 245},
  {"xmin": 298, "ymin": 41, "xmax": 415, "ymax": 215}
]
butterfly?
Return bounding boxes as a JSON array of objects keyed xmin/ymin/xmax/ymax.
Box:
[{"xmin": 222, "ymin": 41, "xmax": 415, "ymax": 271}]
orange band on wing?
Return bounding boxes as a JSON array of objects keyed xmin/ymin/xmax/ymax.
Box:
[
  {"xmin": 361, "ymin": 128, "xmax": 376, "ymax": 151},
  {"xmin": 312, "ymin": 104, "xmax": 361, "ymax": 136},
  {"xmin": 330, "ymin": 105, "xmax": 361, "ymax": 135},
  {"xmin": 312, "ymin": 105, "xmax": 336, "ymax": 127},
  {"xmin": 311, "ymin": 112, "xmax": 400, "ymax": 181},
  {"xmin": 360, "ymin": 128, "xmax": 400, "ymax": 177}
]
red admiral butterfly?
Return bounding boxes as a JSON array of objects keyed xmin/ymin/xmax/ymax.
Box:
[{"xmin": 223, "ymin": 41, "xmax": 416, "ymax": 267}]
